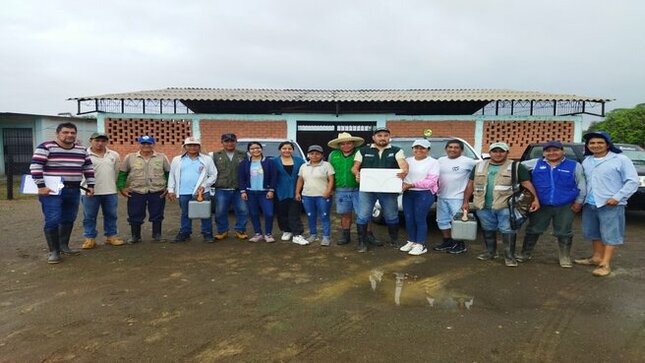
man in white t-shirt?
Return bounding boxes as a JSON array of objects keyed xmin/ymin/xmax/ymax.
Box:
[{"xmin": 434, "ymin": 139, "xmax": 478, "ymax": 254}]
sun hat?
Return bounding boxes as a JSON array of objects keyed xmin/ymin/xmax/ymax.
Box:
[{"xmin": 327, "ymin": 132, "xmax": 365, "ymax": 149}]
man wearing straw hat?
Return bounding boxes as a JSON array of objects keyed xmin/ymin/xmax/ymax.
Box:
[{"xmin": 328, "ymin": 132, "xmax": 381, "ymax": 246}]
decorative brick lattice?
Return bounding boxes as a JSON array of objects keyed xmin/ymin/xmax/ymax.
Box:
[
  {"xmin": 199, "ymin": 120, "xmax": 288, "ymax": 152},
  {"xmin": 105, "ymin": 118, "xmax": 193, "ymax": 159},
  {"xmin": 483, "ymin": 120, "xmax": 574, "ymax": 159}
]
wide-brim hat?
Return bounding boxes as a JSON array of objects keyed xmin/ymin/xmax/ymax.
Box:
[{"xmin": 327, "ymin": 132, "xmax": 365, "ymax": 149}]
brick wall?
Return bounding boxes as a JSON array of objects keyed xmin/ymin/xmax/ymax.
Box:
[
  {"xmin": 199, "ymin": 119, "xmax": 288, "ymax": 152},
  {"xmin": 483, "ymin": 120, "xmax": 574, "ymax": 159},
  {"xmin": 386, "ymin": 120, "xmax": 476, "ymax": 146},
  {"xmin": 105, "ymin": 118, "xmax": 192, "ymax": 159}
]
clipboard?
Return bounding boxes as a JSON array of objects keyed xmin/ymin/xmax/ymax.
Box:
[{"xmin": 20, "ymin": 175, "xmax": 64, "ymax": 195}]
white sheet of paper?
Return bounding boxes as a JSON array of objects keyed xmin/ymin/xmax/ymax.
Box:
[
  {"xmin": 359, "ymin": 169, "xmax": 402, "ymax": 193},
  {"xmin": 20, "ymin": 175, "xmax": 64, "ymax": 195}
]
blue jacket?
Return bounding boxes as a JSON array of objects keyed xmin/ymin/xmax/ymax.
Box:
[
  {"xmin": 238, "ymin": 157, "xmax": 277, "ymax": 192},
  {"xmin": 531, "ymin": 158, "xmax": 580, "ymax": 206},
  {"xmin": 273, "ymin": 156, "xmax": 306, "ymax": 201},
  {"xmin": 582, "ymin": 152, "xmax": 639, "ymax": 207}
]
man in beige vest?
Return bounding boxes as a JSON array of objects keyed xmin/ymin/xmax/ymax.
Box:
[
  {"xmin": 117, "ymin": 136, "xmax": 171, "ymax": 243},
  {"xmin": 462, "ymin": 142, "xmax": 539, "ymax": 267}
]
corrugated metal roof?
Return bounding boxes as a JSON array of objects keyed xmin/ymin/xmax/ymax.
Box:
[{"xmin": 70, "ymin": 88, "xmax": 610, "ymax": 103}]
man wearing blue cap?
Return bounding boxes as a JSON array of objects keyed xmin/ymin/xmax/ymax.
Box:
[
  {"xmin": 117, "ymin": 136, "xmax": 171, "ymax": 243},
  {"xmin": 518, "ymin": 141, "xmax": 586, "ymax": 267},
  {"xmin": 574, "ymin": 131, "xmax": 638, "ymax": 277}
]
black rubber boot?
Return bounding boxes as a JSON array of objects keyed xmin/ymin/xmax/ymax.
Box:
[
  {"xmin": 502, "ymin": 233, "xmax": 518, "ymax": 267},
  {"xmin": 557, "ymin": 236, "xmax": 573, "ymax": 268},
  {"xmin": 516, "ymin": 233, "xmax": 540, "ymax": 262},
  {"xmin": 59, "ymin": 223, "xmax": 80, "ymax": 256},
  {"xmin": 44, "ymin": 229, "xmax": 61, "ymax": 264},
  {"xmin": 356, "ymin": 224, "xmax": 368, "ymax": 253},
  {"xmin": 386, "ymin": 224, "xmax": 400, "ymax": 248},
  {"xmin": 477, "ymin": 231, "xmax": 498, "ymax": 260},
  {"xmin": 127, "ymin": 224, "xmax": 142, "ymax": 244},
  {"xmin": 366, "ymin": 231, "xmax": 383, "ymax": 246},
  {"xmin": 152, "ymin": 222, "xmax": 165, "ymax": 242},
  {"xmin": 337, "ymin": 229, "xmax": 351, "ymax": 245}
]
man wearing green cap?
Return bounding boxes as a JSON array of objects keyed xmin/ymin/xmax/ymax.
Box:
[
  {"xmin": 462, "ymin": 142, "xmax": 540, "ymax": 267},
  {"xmin": 81, "ymin": 132, "xmax": 124, "ymax": 249}
]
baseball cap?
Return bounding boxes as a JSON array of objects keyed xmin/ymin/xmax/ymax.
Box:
[
  {"xmin": 412, "ymin": 139, "xmax": 431, "ymax": 149},
  {"xmin": 137, "ymin": 135, "xmax": 155, "ymax": 144},
  {"xmin": 183, "ymin": 137, "xmax": 201, "ymax": 146},
  {"xmin": 543, "ymin": 140, "xmax": 563, "ymax": 150},
  {"xmin": 373, "ymin": 126, "xmax": 391, "ymax": 134},
  {"xmin": 307, "ymin": 144, "xmax": 324, "ymax": 153},
  {"xmin": 489, "ymin": 142, "xmax": 510, "ymax": 152},
  {"xmin": 90, "ymin": 132, "xmax": 109, "ymax": 140},
  {"xmin": 221, "ymin": 133, "xmax": 237, "ymax": 141}
]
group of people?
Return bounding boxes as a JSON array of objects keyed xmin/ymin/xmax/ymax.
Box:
[{"xmin": 31, "ymin": 122, "xmax": 639, "ymax": 277}]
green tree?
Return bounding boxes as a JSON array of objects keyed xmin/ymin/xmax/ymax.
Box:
[{"xmin": 587, "ymin": 104, "xmax": 645, "ymax": 146}]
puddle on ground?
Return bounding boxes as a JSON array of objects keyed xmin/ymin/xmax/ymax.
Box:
[{"xmin": 369, "ymin": 268, "xmax": 474, "ymax": 309}]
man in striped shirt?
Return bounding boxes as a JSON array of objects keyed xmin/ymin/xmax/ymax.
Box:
[{"xmin": 30, "ymin": 122, "xmax": 95, "ymax": 264}]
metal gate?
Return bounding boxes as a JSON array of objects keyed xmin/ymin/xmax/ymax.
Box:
[
  {"xmin": 3, "ymin": 128, "xmax": 33, "ymax": 175},
  {"xmin": 296, "ymin": 121, "xmax": 376, "ymax": 158}
]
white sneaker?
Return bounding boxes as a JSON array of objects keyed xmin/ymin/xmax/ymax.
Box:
[
  {"xmin": 281, "ymin": 232, "xmax": 293, "ymax": 241},
  {"xmin": 399, "ymin": 241, "xmax": 415, "ymax": 252},
  {"xmin": 408, "ymin": 244, "xmax": 428, "ymax": 256},
  {"xmin": 292, "ymin": 235, "xmax": 309, "ymax": 245},
  {"xmin": 321, "ymin": 236, "xmax": 331, "ymax": 246},
  {"xmin": 248, "ymin": 234, "xmax": 264, "ymax": 243},
  {"xmin": 306, "ymin": 234, "xmax": 319, "ymax": 243},
  {"xmin": 264, "ymin": 234, "xmax": 275, "ymax": 243}
]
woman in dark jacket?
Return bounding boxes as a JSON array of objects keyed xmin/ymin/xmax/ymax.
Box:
[
  {"xmin": 273, "ymin": 141, "xmax": 307, "ymax": 245},
  {"xmin": 239, "ymin": 142, "xmax": 278, "ymax": 242}
]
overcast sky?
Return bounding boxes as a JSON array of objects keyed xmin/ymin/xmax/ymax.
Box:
[{"xmin": 1, "ymin": 0, "xmax": 643, "ymax": 118}]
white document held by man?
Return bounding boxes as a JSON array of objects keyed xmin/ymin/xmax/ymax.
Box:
[
  {"xmin": 20, "ymin": 175, "xmax": 64, "ymax": 195},
  {"xmin": 359, "ymin": 169, "xmax": 403, "ymax": 193}
]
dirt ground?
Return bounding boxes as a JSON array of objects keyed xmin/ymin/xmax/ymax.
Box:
[{"xmin": 1, "ymin": 197, "xmax": 644, "ymax": 362}]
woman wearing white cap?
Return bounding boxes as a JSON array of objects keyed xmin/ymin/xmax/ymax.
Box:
[{"xmin": 399, "ymin": 139, "xmax": 440, "ymax": 256}]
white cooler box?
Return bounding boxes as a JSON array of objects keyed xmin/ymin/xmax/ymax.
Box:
[{"xmin": 451, "ymin": 211, "xmax": 478, "ymax": 241}]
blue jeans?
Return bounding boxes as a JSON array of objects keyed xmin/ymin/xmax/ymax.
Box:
[
  {"xmin": 356, "ymin": 192, "xmax": 399, "ymax": 225},
  {"xmin": 179, "ymin": 194, "xmax": 213, "ymax": 236},
  {"xmin": 246, "ymin": 191, "xmax": 274, "ymax": 235},
  {"xmin": 127, "ymin": 191, "xmax": 165, "ymax": 225},
  {"xmin": 82, "ymin": 194, "xmax": 119, "ymax": 238},
  {"xmin": 214, "ymin": 189, "xmax": 248, "ymax": 233},
  {"xmin": 402, "ymin": 190, "xmax": 434, "ymax": 244},
  {"xmin": 39, "ymin": 187, "xmax": 81, "ymax": 231},
  {"xmin": 476, "ymin": 208, "xmax": 514, "ymax": 234},
  {"xmin": 302, "ymin": 196, "xmax": 332, "ymax": 237}
]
